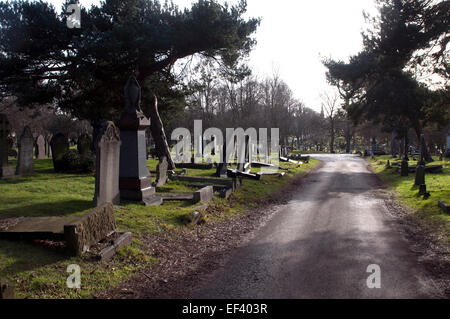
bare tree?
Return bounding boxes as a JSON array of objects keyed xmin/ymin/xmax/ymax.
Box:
[{"xmin": 320, "ymin": 90, "xmax": 341, "ymax": 153}]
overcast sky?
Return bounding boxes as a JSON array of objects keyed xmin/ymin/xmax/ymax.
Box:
[{"xmin": 47, "ymin": 0, "xmax": 378, "ymax": 112}]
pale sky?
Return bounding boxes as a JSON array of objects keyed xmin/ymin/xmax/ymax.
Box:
[{"xmin": 47, "ymin": 0, "xmax": 378, "ymax": 112}]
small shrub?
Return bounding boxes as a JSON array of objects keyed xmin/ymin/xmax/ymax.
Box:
[{"xmin": 55, "ymin": 150, "xmax": 95, "ymax": 173}]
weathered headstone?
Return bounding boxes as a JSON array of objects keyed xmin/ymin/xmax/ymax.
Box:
[
  {"xmin": 155, "ymin": 156, "xmax": 168, "ymax": 187},
  {"xmin": 216, "ymin": 142, "xmax": 228, "ymax": 178},
  {"xmin": 445, "ymin": 132, "xmax": 450, "ymax": 158},
  {"xmin": 35, "ymin": 135, "xmax": 46, "ymax": 159},
  {"xmin": 45, "ymin": 134, "xmax": 52, "ymax": 158},
  {"xmin": 16, "ymin": 126, "xmax": 34, "ymax": 176},
  {"xmin": 119, "ymin": 76, "xmax": 158, "ymax": 205},
  {"xmin": 93, "ymin": 121, "xmax": 121, "ymax": 207},
  {"xmin": 401, "ymin": 159, "xmax": 409, "ymax": 177},
  {"xmin": 77, "ymin": 133, "xmax": 92, "ymax": 156},
  {"xmin": 50, "ymin": 133, "xmax": 69, "ymax": 172},
  {"xmin": 0, "ymin": 114, "xmax": 14, "ymax": 178}
]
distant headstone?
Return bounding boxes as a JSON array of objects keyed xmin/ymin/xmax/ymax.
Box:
[
  {"xmin": 35, "ymin": 135, "xmax": 46, "ymax": 159},
  {"xmin": 50, "ymin": 133, "xmax": 69, "ymax": 172},
  {"xmin": 155, "ymin": 156, "xmax": 168, "ymax": 187},
  {"xmin": 16, "ymin": 126, "xmax": 34, "ymax": 176},
  {"xmin": 445, "ymin": 133, "xmax": 450, "ymax": 158},
  {"xmin": 93, "ymin": 122, "xmax": 121, "ymax": 207},
  {"xmin": 45, "ymin": 135, "xmax": 52, "ymax": 158},
  {"xmin": 77, "ymin": 134, "xmax": 92, "ymax": 156},
  {"xmin": 0, "ymin": 114, "xmax": 14, "ymax": 178},
  {"xmin": 401, "ymin": 159, "xmax": 409, "ymax": 177}
]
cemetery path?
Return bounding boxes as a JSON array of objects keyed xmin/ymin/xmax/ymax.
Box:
[{"xmin": 192, "ymin": 154, "xmax": 442, "ymax": 299}]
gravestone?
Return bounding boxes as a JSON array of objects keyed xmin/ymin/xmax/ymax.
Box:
[
  {"xmin": 445, "ymin": 132, "xmax": 450, "ymax": 158},
  {"xmin": 93, "ymin": 122, "xmax": 121, "ymax": 207},
  {"xmin": 77, "ymin": 134, "xmax": 92, "ymax": 156},
  {"xmin": 50, "ymin": 133, "xmax": 69, "ymax": 172},
  {"xmin": 16, "ymin": 126, "xmax": 34, "ymax": 176},
  {"xmin": 35, "ymin": 135, "xmax": 46, "ymax": 159},
  {"xmin": 45, "ymin": 134, "xmax": 52, "ymax": 158},
  {"xmin": 216, "ymin": 143, "xmax": 228, "ymax": 178},
  {"xmin": 119, "ymin": 76, "xmax": 157, "ymax": 205},
  {"xmin": 155, "ymin": 156, "xmax": 168, "ymax": 187},
  {"xmin": 415, "ymin": 134, "xmax": 426, "ymax": 186},
  {"xmin": 0, "ymin": 114, "xmax": 14, "ymax": 178}
]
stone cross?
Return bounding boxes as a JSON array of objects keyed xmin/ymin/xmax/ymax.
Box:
[
  {"xmin": 16, "ymin": 126, "xmax": 34, "ymax": 176},
  {"xmin": 93, "ymin": 121, "xmax": 121, "ymax": 207}
]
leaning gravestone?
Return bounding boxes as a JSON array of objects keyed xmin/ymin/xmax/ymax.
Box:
[
  {"xmin": 77, "ymin": 134, "xmax": 92, "ymax": 156},
  {"xmin": 35, "ymin": 135, "xmax": 46, "ymax": 159},
  {"xmin": 50, "ymin": 133, "xmax": 69, "ymax": 172},
  {"xmin": 93, "ymin": 122, "xmax": 121, "ymax": 207},
  {"xmin": 0, "ymin": 114, "xmax": 14, "ymax": 178},
  {"xmin": 16, "ymin": 126, "xmax": 34, "ymax": 176},
  {"xmin": 155, "ymin": 156, "xmax": 169, "ymax": 187}
]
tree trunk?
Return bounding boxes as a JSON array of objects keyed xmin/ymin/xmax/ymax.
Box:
[
  {"xmin": 329, "ymin": 119, "xmax": 335, "ymax": 153},
  {"xmin": 145, "ymin": 95, "xmax": 176, "ymax": 170}
]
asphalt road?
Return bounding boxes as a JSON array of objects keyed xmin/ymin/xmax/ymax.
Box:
[{"xmin": 193, "ymin": 154, "xmax": 440, "ymax": 299}]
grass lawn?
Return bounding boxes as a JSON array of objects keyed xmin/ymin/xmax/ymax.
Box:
[
  {"xmin": 366, "ymin": 155, "xmax": 450, "ymax": 243},
  {"xmin": 0, "ymin": 157, "xmax": 320, "ymax": 298}
]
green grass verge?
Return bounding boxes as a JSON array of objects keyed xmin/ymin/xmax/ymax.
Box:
[
  {"xmin": 0, "ymin": 157, "xmax": 320, "ymax": 298},
  {"xmin": 366, "ymin": 155, "xmax": 450, "ymax": 244}
]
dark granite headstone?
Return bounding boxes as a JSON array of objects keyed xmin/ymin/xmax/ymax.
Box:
[
  {"xmin": 0, "ymin": 114, "xmax": 14, "ymax": 178},
  {"xmin": 77, "ymin": 133, "xmax": 92, "ymax": 156},
  {"xmin": 16, "ymin": 126, "xmax": 34, "ymax": 175},
  {"xmin": 93, "ymin": 122, "xmax": 121, "ymax": 207},
  {"xmin": 50, "ymin": 133, "xmax": 69, "ymax": 171},
  {"xmin": 35, "ymin": 135, "xmax": 46, "ymax": 159}
]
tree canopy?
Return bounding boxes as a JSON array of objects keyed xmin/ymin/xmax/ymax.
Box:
[
  {"xmin": 0, "ymin": 0, "xmax": 260, "ymax": 121},
  {"xmin": 323, "ymin": 0, "xmax": 449, "ymax": 146}
]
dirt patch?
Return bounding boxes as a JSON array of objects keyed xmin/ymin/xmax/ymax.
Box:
[
  {"xmin": 96, "ymin": 163, "xmax": 324, "ymax": 299},
  {"xmin": 379, "ymin": 189, "xmax": 450, "ymax": 298}
]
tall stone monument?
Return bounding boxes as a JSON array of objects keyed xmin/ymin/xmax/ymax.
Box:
[
  {"xmin": 16, "ymin": 126, "xmax": 34, "ymax": 176},
  {"xmin": 0, "ymin": 114, "xmax": 14, "ymax": 178},
  {"xmin": 119, "ymin": 76, "xmax": 159, "ymax": 206},
  {"xmin": 35, "ymin": 135, "xmax": 46, "ymax": 159},
  {"xmin": 93, "ymin": 121, "xmax": 121, "ymax": 207}
]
